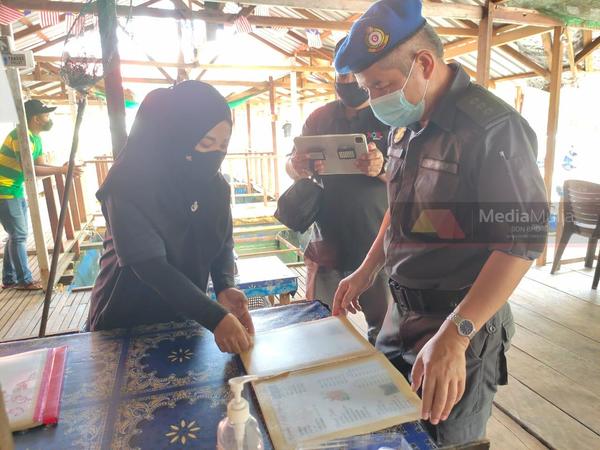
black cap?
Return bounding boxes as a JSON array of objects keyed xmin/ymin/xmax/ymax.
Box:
[{"xmin": 24, "ymin": 100, "xmax": 56, "ymax": 120}]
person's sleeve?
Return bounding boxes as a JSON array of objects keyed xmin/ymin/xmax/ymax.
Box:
[
  {"xmin": 210, "ymin": 208, "xmax": 236, "ymax": 295},
  {"xmin": 103, "ymin": 195, "xmax": 167, "ymax": 266},
  {"xmin": 476, "ymin": 114, "xmax": 549, "ymax": 260},
  {"xmin": 132, "ymin": 256, "xmax": 228, "ymax": 331}
]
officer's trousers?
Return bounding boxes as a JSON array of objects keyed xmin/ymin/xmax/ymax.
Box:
[{"xmin": 376, "ymin": 300, "xmax": 514, "ymax": 446}]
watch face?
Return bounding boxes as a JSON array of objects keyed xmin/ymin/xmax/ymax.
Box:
[{"xmin": 459, "ymin": 320, "xmax": 475, "ymax": 336}]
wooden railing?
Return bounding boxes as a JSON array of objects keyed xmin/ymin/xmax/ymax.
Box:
[
  {"xmin": 40, "ymin": 174, "xmax": 88, "ymax": 256},
  {"xmin": 88, "ymin": 152, "xmax": 281, "ymax": 206}
]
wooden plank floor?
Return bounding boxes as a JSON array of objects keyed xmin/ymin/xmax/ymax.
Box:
[{"xmin": 3, "ymin": 258, "xmax": 600, "ymax": 448}]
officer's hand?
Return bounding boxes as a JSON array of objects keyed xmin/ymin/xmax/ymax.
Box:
[
  {"xmin": 217, "ymin": 287, "xmax": 255, "ymax": 335},
  {"xmin": 356, "ymin": 142, "xmax": 384, "ymax": 177},
  {"xmin": 410, "ymin": 323, "xmax": 470, "ymax": 425},
  {"xmin": 332, "ymin": 268, "xmax": 376, "ymax": 315},
  {"xmin": 213, "ymin": 313, "xmax": 253, "ymax": 354},
  {"xmin": 291, "ymin": 153, "xmax": 314, "ymax": 178}
]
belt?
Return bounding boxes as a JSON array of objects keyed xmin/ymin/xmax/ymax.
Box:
[{"xmin": 388, "ymin": 279, "xmax": 470, "ymax": 315}]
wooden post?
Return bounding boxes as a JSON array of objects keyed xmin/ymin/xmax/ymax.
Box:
[
  {"xmin": 514, "ymin": 85, "xmax": 524, "ymax": 113},
  {"xmin": 245, "ymin": 102, "xmax": 252, "ymax": 192},
  {"xmin": 538, "ymin": 26, "xmax": 564, "ymax": 267},
  {"xmin": 582, "ymin": 30, "xmax": 594, "ymax": 72},
  {"xmin": 476, "ymin": 1, "xmax": 494, "ymax": 88},
  {"xmin": 1, "ymin": 24, "xmax": 51, "ymax": 287},
  {"xmin": 98, "ymin": 0, "xmax": 127, "ymax": 157},
  {"xmin": 268, "ymin": 77, "xmax": 280, "ymax": 198}
]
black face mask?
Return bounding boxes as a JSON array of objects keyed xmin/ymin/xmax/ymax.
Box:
[
  {"xmin": 335, "ymin": 81, "xmax": 369, "ymax": 108},
  {"xmin": 41, "ymin": 119, "xmax": 53, "ymax": 131},
  {"xmin": 186, "ymin": 151, "xmax": 226, "ymax": 181}
]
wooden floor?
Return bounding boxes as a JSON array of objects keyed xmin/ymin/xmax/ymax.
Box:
[{"xmin": 2, "ymin": 260, "xmax": 600, "ymax": 449}]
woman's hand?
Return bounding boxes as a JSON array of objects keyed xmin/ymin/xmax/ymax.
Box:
[
  {"xmin": 217, "ymin": 287, "xmax": 255, "ymax": 334},
  {"xmin": 213, "ymin": 313, "xmax": 253, "ymax": 354}
]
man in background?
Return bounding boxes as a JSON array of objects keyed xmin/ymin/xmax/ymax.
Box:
[{"xmin": 0, "ymin": 100, "xmax": 81, "ymax": 290}]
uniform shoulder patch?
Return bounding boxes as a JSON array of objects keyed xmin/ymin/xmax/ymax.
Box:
[{"xmin": 456, "ymin": 84, "xmax": 514, "ymax": 129}]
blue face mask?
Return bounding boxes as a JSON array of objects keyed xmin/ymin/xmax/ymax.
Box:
[{"xmin": 369, "ymin": 58, "xmax": 429, "ymax": 128}]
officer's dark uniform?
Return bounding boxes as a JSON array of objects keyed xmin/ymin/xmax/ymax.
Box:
[
  {"xmin": 334, "ymin": 0, "xmax": 548, "ymax": 445},
  {"xmin": 300, "ymin": 100, "xmax": 392, "ymax": 342}
]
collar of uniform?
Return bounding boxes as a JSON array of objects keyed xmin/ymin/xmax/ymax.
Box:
[{"xmin": 429, "ymin": 63, "xmax": 471, "ymax": 132}]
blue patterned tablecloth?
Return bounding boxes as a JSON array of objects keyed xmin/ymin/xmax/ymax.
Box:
[{"xmin": 0, "ymin": 302, "xmax": 436, "ymax": 450}]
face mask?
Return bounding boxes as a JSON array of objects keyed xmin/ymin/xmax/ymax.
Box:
[
  {"xmin": 369, "ymin": 58, "xmax": 429, "ymax": 128},
  {"xmin": 41, "ymin": 118, "xmax": 53, "ymax": 131},
  {"xmin": 187, "ymin": 150, "xmax": 225, "ymax": 180},
  {"xmin": 335, "ymin": 81, "xmax": 369, "ymax": 108}
]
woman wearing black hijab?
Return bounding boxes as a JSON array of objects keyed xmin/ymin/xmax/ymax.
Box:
[{"xmin": 88, "ymin": 81, "xmax": 254, "ymax": 354}]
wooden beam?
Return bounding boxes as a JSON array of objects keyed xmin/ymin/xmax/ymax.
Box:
[
  {"xmin": 268, "ymin": 76, "xmax": 279, "ymax": 198},
  {"xmin": 498, "ymin": 45, "xmax": 549, "ymax": 78},
  {"xmin": 542, "ymin": 33, "xmax": 553, "ymax": 68},
  {"xmin": 581, "ymin": 30, "xmax": 594, "ymax": 71},
  {"xmin": 539, "ymin": 27, "xmax": 564, "ymax": 267},
  {"xmin": 575, "ymin": 35, "xmax": 600, "ymax": 65},
  {"xmin": 476, "ymin": 1, "xmax": 495, "ymax": 88},
  {"xmin": 34, "ymin": 56, "xmax": 336, "ymax": 73},
  {"xmin": 5, "ymin": 0, "xmax": 567, "ymax": 27},
  {"xmin": 445, "ymin": 26, "xmax": 550, "ymax": 60},
  {"xmin": 250, "ymin": 32, "xmax": 293, "ymax": 58},
  {"xmin": 565, "ymin": 28, "xmax": 578, "ymax": 80}
]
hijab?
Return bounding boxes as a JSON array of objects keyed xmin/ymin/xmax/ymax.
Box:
[{"xmin": 97, "ymin": 81, "xmax": 232, "ymax": 209}]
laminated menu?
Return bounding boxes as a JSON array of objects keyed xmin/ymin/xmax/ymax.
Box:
[
  {"xmin": 0, "ymin": 347, "xmax": 67, "ymax": 432},
  {"xmin": 240, "ymin": 317, "xmax": 421, "ymax": 449}
]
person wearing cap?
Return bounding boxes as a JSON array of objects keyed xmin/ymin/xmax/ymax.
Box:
[
  {"xmin": 332, "ymin": 0, "xmax": 548, "ymax": 445},
  {"xmin": 0, "ymin": 100, "xmax": 81, "ymax": 290},
  {"xmin": 286, "ymin": 40, "xmax": 392, "ymax": 344}
]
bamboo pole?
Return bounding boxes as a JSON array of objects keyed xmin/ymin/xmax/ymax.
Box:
[
  {"xmin": 538, "ymin": 27, "xmax": 564, "ymax": 267},
  {"xmin": 1, "ymin": 24, "xmax": 51, "ymax": 287}
]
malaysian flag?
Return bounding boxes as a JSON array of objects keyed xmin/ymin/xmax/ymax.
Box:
[
  {"xmin": 234, "ymin": 15, "xmax": 252, "ymax": 34},
  {"xmin": 40, "ymin": 10, "xmax": 61, "ymax": 28},
  {"xmin": 0, "ymin": 4, "xmax": 23, "ymax": 25},
  {"xmin": 306, "ymin": 29, "xmax": 322, "ymax": 49}
]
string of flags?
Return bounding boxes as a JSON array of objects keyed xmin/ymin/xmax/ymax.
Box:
[
  {"xmin": 0, "ymin": 4, "xmax": 96, "ymax": 36},
  {"xmin": 0, "ymin": 3, "xmax": 23, "ymax": 25}
]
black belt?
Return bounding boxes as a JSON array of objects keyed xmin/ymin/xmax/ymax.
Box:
[{"xmin": 388, "ymin": 279, "xmax": 470, "ymax": 315}]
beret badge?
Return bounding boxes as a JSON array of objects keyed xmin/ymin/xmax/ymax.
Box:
[{"xmin": 365, "ymin": 26, "xmax": 389, "ymax": 53}]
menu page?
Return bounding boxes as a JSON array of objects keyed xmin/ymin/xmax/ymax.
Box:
[
  {"xmin": 242, "ymin": 317, "xmax": 373, "ymax": 376},
  {"xmin": 254, "ymin": 354, "xmax": 421, "ymax": 449}
]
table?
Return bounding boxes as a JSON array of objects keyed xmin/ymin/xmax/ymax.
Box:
[
  {"xmin": 1, "ymin": 302, "xmax": 437, "ymax": 450},
  {"xmin": 210, "ymin": 256, "xmax": 299, "ymax": 305}
]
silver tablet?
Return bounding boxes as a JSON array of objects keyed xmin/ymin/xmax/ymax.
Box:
[{"xmin": 293, "ymin": 134, "xmax": 369, "ymax": 175}]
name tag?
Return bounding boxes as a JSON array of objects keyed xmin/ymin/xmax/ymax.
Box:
[{"xmin": 420, "ymin": 157, "xmax": 459, "ymax": 175}]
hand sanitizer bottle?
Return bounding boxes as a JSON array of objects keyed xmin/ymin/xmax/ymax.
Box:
[{"xmin": 217, "ymin": 375, "xmax": 265, "ymax": 450}]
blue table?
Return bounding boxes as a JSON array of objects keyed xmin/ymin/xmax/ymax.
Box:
[
  {"xmin": 209, "ymin": 256, "xmax": 299, "ymax": 304},
  {"xmin": 0, "ymin": 302, "xmax": 436, "ymax": 450}
]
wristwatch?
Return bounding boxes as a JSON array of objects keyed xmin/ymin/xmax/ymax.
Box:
[{"xmin": 446, "ymin": 312, "xmax": 476, "ymax": 339}]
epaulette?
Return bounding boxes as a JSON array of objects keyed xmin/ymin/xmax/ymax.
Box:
[{"xmin": 456, "ymin": 84, "xmax": 514, "ymax": 129}]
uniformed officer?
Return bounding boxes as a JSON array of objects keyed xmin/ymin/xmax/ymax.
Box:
[
  {"xmin": 286, "ymin": 40, "xmax": 392, "ymax": 343},
  {"xmin": 332, "ymin": 0, "xmax": 548, "ymax": 445}
]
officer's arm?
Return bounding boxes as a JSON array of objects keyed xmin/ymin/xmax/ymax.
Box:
[{"xmin": 358, "ymin": 208, "xmax": 390, "ymax": 275}]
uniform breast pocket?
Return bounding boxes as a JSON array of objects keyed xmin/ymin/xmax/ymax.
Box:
[{"xmin": 414, "ymin": 157, "xmax": 460, "ymax": 204}]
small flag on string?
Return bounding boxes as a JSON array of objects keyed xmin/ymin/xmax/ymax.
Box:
[
  {"xmin": 0, "ymin": 4, "xmax": 24, "ymax": 25},
  {"xmin": 40, "ymin": 10, "xmax": 61, "ymax": 28},
  {"xmin": 66, "ymin": 12, "xmax": 85, "ymax": 36},
  {"xmin": 306, "ymin": 29, "xmax": 322, "ymax": 49},
  {"xmin": 234, "ymin": 15, "xmax": 252, "ymax": 34}
]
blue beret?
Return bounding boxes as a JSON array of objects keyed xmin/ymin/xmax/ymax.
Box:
[{"xmin": 334, "ymin": 0, "xmax": 426, "ymax": 74}]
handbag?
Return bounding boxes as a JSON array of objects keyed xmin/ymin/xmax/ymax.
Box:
[{"xmin": 274, "ymin": 178, "xmax": 323, "ymax": 233}]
